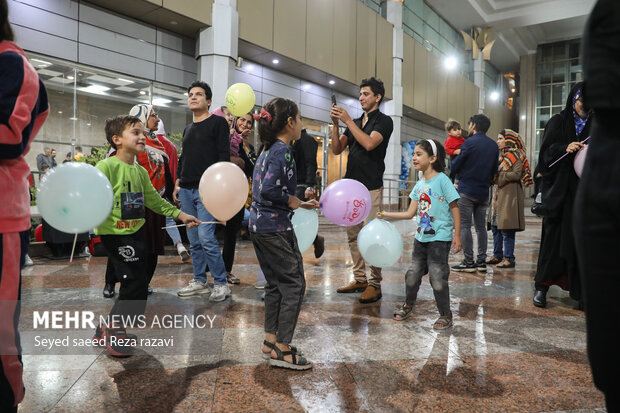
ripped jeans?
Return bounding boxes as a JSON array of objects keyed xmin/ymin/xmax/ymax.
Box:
[{"xmin": 404, "ymin": 239, "xmax": 452, "ymax": 316}]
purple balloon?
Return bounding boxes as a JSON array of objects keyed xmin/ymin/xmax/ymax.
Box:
[{"xmin": 320, "ymin": 179, "xmax": 372, "ymax": 226}]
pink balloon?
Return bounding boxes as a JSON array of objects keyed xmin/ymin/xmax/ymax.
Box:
[
  {"xmin": 320, "ymin": 179, "xmax": 371, "ymax": 226},
  {"xmin": 574, "ymin": 144, "xmax": 588, "ymax": 178},
  {"xmin": 199, "ymin": 162, "xmax": 249, "ymax": 221}
]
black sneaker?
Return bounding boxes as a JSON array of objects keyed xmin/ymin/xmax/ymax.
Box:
[
  {"xmin": 475, "ymin": 260, "xmax": 487, "ymax": 273},
  {"xmin": 105, "ymin": 328, "xmax": 136, "ymax": 357},
  {"xmin": 451, "ymin": 260, "xmax": 476, "ymax": 272},
  {"xmin": 313, "ymin": 235, "xmax": 325, "ymax": 259},
  {"xmin": 103, "ymin": 283, "xmax": 115, "ymax": 298}
]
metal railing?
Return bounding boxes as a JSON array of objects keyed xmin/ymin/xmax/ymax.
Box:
[{"xmin": 384, "ymin": 177, "xmax": 417, "ymax": 212}]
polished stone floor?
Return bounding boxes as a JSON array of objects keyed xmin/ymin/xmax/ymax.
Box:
[{"xmin": 18, "ymin": 214, "xmax": 605, "ymax": 412}]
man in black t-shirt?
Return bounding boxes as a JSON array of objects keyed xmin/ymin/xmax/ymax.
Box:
[
  {"xmin": 172, "ymin": 80, "xmax": 231, "ymax": 302},
  {"xmin": 330, "ymin": 77, "xmax": 393, "ymax": 303}
]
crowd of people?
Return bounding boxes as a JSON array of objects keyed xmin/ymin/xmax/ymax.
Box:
[{"xmin": 1, "ymin": 0, "xmax": 618, "ymax": 410}]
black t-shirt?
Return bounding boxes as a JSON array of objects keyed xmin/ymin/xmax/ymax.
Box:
[
  {"xmin": 178, "ymin": 115, "xmax": 230, "ymax": 188},
  {"xmin": 343, "ymin": 109, "xmax": 393, "ymax": 190}
]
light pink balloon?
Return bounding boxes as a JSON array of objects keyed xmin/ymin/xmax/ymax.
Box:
[
  {"xmin": 199, "ymin": 162, "xmax": 248, "ymax": 221},
  {"xmin": 319, "ymin": 179, "xmax": 372, "ymax": 226},
  {"xmin": 573, "ymin": 144, "xmax": 588, "ymax": 178}
]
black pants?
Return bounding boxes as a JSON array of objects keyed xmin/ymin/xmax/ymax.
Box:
[
  {"xmin": 251, "ymin": 231, "xmax": 305, "ymax": 344},
  {"xmin": 0, "ymin": 230, "xmax": 29, "ymax": 411},
  {"xmin": 100, "ymin": 228, "xmax": 148, "ymax": 327},
  {"xmin": 574, "ymin": 113, "xmax": 620, "ymax": 412},
  {"xmin": 222, "ymin": 207, "xmax": 244, "ymax": 273},
  {"xmin": 107, "ymin": 252, "xmax": 157, "ymax": 285}
]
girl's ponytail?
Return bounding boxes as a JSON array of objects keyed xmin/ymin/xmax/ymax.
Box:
[{"xmin": 254, "ymin": 98, "xmax": 299, "ymax": 149}]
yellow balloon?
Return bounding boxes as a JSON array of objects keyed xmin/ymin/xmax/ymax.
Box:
[{"xmin": 225, "ymin": 83, "xmax": 256, "ymax": 117}]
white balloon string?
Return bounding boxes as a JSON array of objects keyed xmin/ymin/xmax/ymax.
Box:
[
  {"xmin": 161, "ymin": 221, "xmax": 225, "ymax": 229},
  {"xmin": 69, "ymin": 233, "xmax": 78, "ymax": 263}
]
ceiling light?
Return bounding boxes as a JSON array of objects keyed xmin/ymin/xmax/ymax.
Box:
[
  {"xmin": 246, "ymin": 64, "xmax": 255, "ymax": 71},
  {"xmin": 302, "ymin": 84, "xmax": 310, "ymax": 91},
  {"xmin": 521, "ymin": 115, "xmax": 526, "ymax": 120},
  {"xmin": 87, "ymin": 123, "xmax": 91, "ymax": 126},
  {"xmin": 81, "ymin": 84, "xmax": 110, "ymax": 95},
  {"xmin": 58, "ymin": 111, "xmax": 63, "ymax": 114},
  {"xmin": 444, "ymin": 56, "xmax": 457, "ymax": 70},
  {"xmin": 152, "ymin": 98, "xmax": 172, "ymax": 106},
  {"xmin": 31, "ymin": 58, "xmax": 51, "ymax": 67},
  {"xmin": 511, "ymin": 88, "xmax": 516, "ymax": 93},
  {"xmin": 328, "ymin": 80, "xmax": 335, "ymax": 85},
  {"xmin": 140, "ymin": 91, "xmax": 147, "ymax": 95},
  {"xmin": 489, "ymin": 91, "xmax": 500, "ymax": 101},
  {"xmin": 69, "ymin": 117, "xmax": 78, "ymax": 121},
  {"xmin": 183, "ymin": 92, "xmax": 188, "ymax": 96},
  {"xmin": 118, "ymin": 78, "xmax": 134, "ymax": 84},
  {"xmin": 170, "ymin": 20, "xmax": 178, "ymax": 25},
  {"xmin": 67, "ymin": 75, "xmax": 74, "ymax": 80},
  {"xmin": 272, "ymin": 59, "xmax": 279, "ymax": 64}
]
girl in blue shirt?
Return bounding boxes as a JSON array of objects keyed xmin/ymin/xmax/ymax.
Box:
[
  {"xmin": 379, "ymin": 139, "xmax": 461, "ymax": 329},
  {"xmin": 250, "ymin": 98, "xmax": 318, "ymax": 370}
]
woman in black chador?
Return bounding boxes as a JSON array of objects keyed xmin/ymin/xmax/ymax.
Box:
[{"xmin": 533, "ymin": 81, "xmax": 592, "ymax": 308}]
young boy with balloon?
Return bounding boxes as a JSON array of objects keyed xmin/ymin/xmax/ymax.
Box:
[
  {"xmin": 94, "ymin": 115, "xmax": 200, "ymax": 357},
  {"xmin": 378, "ymin": 139, "xmax": 461, "ymax": 330},
  {"xmin": 250, "ymin": 98, "xmax": 318, "ymax": 371}
]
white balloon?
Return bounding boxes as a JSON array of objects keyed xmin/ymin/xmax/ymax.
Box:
[{"xmin": 37, "ymin": 163, "xmax": 114, "ymax": 233}]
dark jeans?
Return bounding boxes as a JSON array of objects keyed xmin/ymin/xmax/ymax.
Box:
[
  {"xmin": 458, "ymin": 193, "xmax": 489, "ymax": 263},
  {"xmin": 100, "ymin": 228, "xmax": 148, "ymax": 327},
  {"xmin": 405, "ymin": 239, "xmax": 452, "ymax": 316},
  {"xmin": 0, "ymin": 230, "xmax": 29, "ymax": 410},
  {"xmin": 251, "ymin": 231, "xmax": 305, "ymax": 344},
  {"xmin": 491, "ymin": 226, "xmax": 516, "ymax": 261},
  {"xmin": 223, "ymin": 207, "xmax": 244, "ymax": 273}
]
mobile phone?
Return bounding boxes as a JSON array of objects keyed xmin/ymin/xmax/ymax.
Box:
[{"xmin": 331, "ymin": 94, "xmax": 337, "ymax": 106}]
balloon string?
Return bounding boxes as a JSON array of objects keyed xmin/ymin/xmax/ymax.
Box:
[
  {"xmin": 161, "ymin": 221, "xmax": 225, "ymax": 229},
  {"xmin": 548, "ymin": 136, "xmax": 590, "ymax": 168},
  {"xmin": 69, "ymin": 233, "xmax": 78, "ymax": 263}
]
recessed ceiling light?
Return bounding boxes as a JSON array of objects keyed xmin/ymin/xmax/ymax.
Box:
[
  {"xmin": 521, "ymin": 115, "xmax": 526, "ymax": 120},
  {"xmin": 87, "ymin": 123, "xmax": 91, "ymax": 126},
  {"xmin": 272, "ymin": 59, "xmax": 279, "ymax": 64},
  {"xmin": 80, "ymin": 84, "xmax": 110, "ymax": 95},
  {"xmin": 444, "ymin": 56, "xmax": 457, "ymax": 70},
  {"xmin": 58, "ymin": 110, "xmax": 63, "ymax": 114},
  {"xmin": 152, "ymin": 98, "xmax": 172, "ymax": 106},
  {"xmin": 118, "ymin": 78, "xmax": 134, "ymax": 84},
  {"xmin": 511, "ymin": 88, "xmax": 516, "ymax": 93},
  {"xmin": 246, "ymin": 64, "xmax": 255, "ymax": 71},
  {"xmin": 183, "ymin": 92, "xmax": 188, "ymax": 96},
  {"xmin": 140, "ymin": 91, "xmax": 147, "ymax": 95},
  {"xmin": 489, "ymin": 91, "xmax": 500, "ymax": 101},
  {"xmin": 67, "ymin": 75, "xmax": 74, "ymax": 80},
  {"xmin": 170, "ymin": 20, "xmax": 178, "ymax": 25},
  {"xmin": 329, "ymin": 80, "xmax": 335, "ymax": 85},
  {"xmin": 302, "ymin": 84, "xmax": 310, "ymax": 91}
]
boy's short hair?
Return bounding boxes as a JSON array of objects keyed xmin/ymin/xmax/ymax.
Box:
[
  {"xmin": 445, "ymin": 119, "xmax": 461, "ymax": 133},
  {"xmin": 359, "ymin": 77, "xmax": 385, "ymax": 104},
  {"xmin": 468, "ymin": 113, "xmax": 491, "ymax": 134},
  {"xmin": 187, "ymin": 80, "xmax": 212, "ymax": 100},
  {"xmin": 105, "ymin": 115, "xmax": 142, "ymax": 149}
]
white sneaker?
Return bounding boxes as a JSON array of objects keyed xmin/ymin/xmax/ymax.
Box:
[
  {"xmin": 177, "ymin": 244, "xmax": 191, "ymax": 263},
  {"xmin": 24, "ymin": 254, "xmax": 34, "ymax": 266},
  {"xmin": 209, "ymin": 284, "xmax": 231, "ymax": 302},
  {"xmin": 177, "ymin": 280, "xmax": 211, "ymax": 297}
]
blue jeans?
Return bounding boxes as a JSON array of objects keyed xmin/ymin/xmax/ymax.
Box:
[
  {"xmin": 178, "ymin": 188, "xmax": 227, "ymax": 285},
  {"xmin": 165, "ymin": 216, "xmax": 182, "ymax": 245},
  {"xmin": 491, "ymin": 225, "xmax": 516, "ymax": 261}
]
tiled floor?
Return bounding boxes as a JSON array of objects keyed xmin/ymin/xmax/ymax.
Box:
[{"xmin": 18, "ymin": 215, "xmax": 606, "ymax": 412}]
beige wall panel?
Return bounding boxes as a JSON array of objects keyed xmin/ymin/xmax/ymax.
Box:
[
  {"xmin": 163, "ymin": 0, "xmax": 211, "ymax": 25},
  {"xmin": 425, "ymin": 53, "xmax": 438, "ymax": 119},
  {"xmin": 332, "ymin": 0, "xmax": 356, "ymax": 83},
  {"xmin": 147, "ymin": 0, "xmax": 162, "ymax": 5},
  {"xmin": 402, "ymin": 35, "xmax": 414, "ymax": 108},
  {"xmin": 436, "ymin": 68, "xmax": 448, "ymax": 122},
  {"xmin": 413, "ymin": 41, "xmax": 427, "ymax": 112},
  {"xmin": 375, "ymin": 15, "xmax": 393, "ymax": 99},
  {"xmin": 238, "ymin": 0, "xmax": 273, "ymax": 49},
  {"xmin": 307, "ymin": 0, "xmax": 333, "ymax": 73},
  {"xmin": 356, "ymin": 2, "xmax": 376, "ymax": 82},
  {"xmin": 446, "ymin": 72, "xmax": 457, "ymax": 122},
  {"xmin": 273, "ymin": 0, "xmax": 306, "ymax": 63},
  {"xmin": 470, "ymin": 82, "xmax": 479, "ymax": 118},
  {"xmin": 460, "ymin": 77, "xmax": 470, "ymax": 125}
]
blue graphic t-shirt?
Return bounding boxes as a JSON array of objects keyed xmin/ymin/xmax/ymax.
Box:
[
  {"xmin": 249, "ymin": 140, "xmax": 297, "ymax": 233},
  {"xmin": 409, "ymin": 172, "xmax": 460, "ymax": 243}
]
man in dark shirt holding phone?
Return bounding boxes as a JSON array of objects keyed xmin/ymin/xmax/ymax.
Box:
[{"xmin": 330, "ymin": 77, "xmax": 393, "ymax": 303}]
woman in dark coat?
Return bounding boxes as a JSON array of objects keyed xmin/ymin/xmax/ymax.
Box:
[{"xmin": 533, "ymin": 81, "xmax": 592, "ymax": 308}]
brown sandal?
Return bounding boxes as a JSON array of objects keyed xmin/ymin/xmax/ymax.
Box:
[
  {"xmin": 485, "ymin": 257, "xmax": 502, "ymax": 265},
  {"xmin": 496, "ymin": 260, "xmax": 515, "ymax": 268},
  {"xmin": 433, "ymin": 314, "xmax": 453, "ymax": 330}
]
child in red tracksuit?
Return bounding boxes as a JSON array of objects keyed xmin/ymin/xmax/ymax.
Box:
[{"xmin": 445, "ymin": 119, "xmax": 465, "ymax": 182}]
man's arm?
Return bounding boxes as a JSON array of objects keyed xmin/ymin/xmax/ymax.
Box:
[
  {"xmin": 330, "ymin": 118, "xmax": 349, "ymax": 155},
  {"xmin": 331, "ymin": 105, "xmax": 385, "ymax": 151}
]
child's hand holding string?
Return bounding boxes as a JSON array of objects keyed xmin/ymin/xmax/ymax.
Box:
[
  {"xmin": 178, "ymin": 212, "xmax": 201, "ymax": 229},
  {"xmin": 300, "ymin": 199, "xmax": 319, "ymax": 210},
  {"xmin": 451, "ymin": 237, "xmax": 462, "ymax": 254}
]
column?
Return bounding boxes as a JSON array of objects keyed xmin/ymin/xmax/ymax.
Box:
[
  {"xmin": 196, "ymin": 0, "xmax": 239, "ymax": 109},
  {"xmin": 473, "ymin": 52, "xmax": 485, "ymax": 113},
  {"xmin": 383, "ymin": 0, "xmax": 403, "ymax": 209}
]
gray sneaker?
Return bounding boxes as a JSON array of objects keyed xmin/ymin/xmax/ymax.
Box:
[
  {"xmin": 177, "ymin": 280, "xmax": 211, "ymax": 297},
  {"xmin": 209, "ymin": 284, "xmax": 231, "ymax": 302},
  {"xmin": 255, "ymin": 281, "xmax": 266, "ymax": 290},
  {"xmin": 24, "ymin": 254, "xmax": 34, "ymax": 266}
]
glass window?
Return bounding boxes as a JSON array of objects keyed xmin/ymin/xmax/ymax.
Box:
[
  {"xmin": 569, "ymin": 41, "xmax": 580, "ymax": 59},
  {"xmin": 539, "ymin": 85, "xmax": 551, "ymax": 107},
  {"xmin": 552, "ymin": 84, "xmax": 566, "ymax": 106},
  {"xmin": 552, "ymin": 62, "xmax": 566, "ymax": 83},
  {"xmin": 553, "ymin": 44, "xmax": 567, "ymax": 60},
  {"xmin": 537, "ymin": 107, "xmax": 550, "ymax": 129}
]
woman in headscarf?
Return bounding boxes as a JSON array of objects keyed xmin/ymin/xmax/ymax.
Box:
[
  {"xmin": 487, "ymin": 129, "xmax": 532, "ymax": 268},
  {"xmin": 533, "ymin": 82, "xmax": 592, "ymax": 308}
]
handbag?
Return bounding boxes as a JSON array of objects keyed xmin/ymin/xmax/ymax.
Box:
[{"xmin": 531, "ymin": 191, "xmax": 558, "ymax": 218}]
